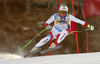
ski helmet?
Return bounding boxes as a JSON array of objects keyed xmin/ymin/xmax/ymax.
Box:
[{"xmin": 59, "ymin": 5, "xmax": 68, "ymax": 13}]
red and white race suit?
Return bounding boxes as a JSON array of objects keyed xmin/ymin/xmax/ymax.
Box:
[{"xmin": 35, "ymin": 13, "xmax": 88, "ymax": 48}]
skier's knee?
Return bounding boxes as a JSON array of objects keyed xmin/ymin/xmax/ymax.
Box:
[
  {"xmin": 47, "ymin": 32, "xmax": 53, "ymax": 40},
  {"xmin": 39, "ymin": 36, "xmax": 51, "ymax": 44},
  {"xmin": 47, "ymin": 34, "xmax": 51, "ymax": 39}
]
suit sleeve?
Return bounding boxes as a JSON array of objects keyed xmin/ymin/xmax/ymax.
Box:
[
  {"xmin": 45, "ymin": 15, "xmax": 55, "ymax": 26},
  {"xmin": 69, "ymin": 14, "xmax": 88, "ymax": 26}
]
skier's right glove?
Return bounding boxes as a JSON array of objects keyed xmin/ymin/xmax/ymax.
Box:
[
  {"xmin": 87, "ymin": 25, "xmax": 94, "ymax": 31},
  {"xmin": 45, "ymin": 23, "xmax": 52, "ymax": 29}
]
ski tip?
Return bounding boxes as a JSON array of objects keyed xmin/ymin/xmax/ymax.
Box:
[{"xmin": 24, "ymin": 48, "xmax": 41, "ymax": 58}]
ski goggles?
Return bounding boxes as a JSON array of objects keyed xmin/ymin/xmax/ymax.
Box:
[{"xmin": 59, "ymin": 10, "xmax": 67, "ymax": 14}]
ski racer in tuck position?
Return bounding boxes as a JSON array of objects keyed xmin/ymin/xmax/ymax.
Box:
[{"xmin": 30, "ymin": 5, "xmax": 94, "ymax": 52}]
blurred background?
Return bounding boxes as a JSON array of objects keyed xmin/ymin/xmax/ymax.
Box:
[{"xmin": 0, "ymin": 0, "xmax": 100, "ymax": 58}]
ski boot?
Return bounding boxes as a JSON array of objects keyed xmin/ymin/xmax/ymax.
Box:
[
  {"xmin": 49, "ymin": 43, "xmax": 56, "ymax": 49},
  {"xmin": 30, "ymin": 46, "xmax": 38, "ymax": 53}
]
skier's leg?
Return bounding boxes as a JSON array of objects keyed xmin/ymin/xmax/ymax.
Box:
[
  {"xmin": 35, "ymin": 36, "xmax": 50, "ymax": 48},
  {"xmin": 30, "ymin": 27, "xmax": 60, "ymax": 52},
  {"xmin": 54, "ymin": 30, "xmax": 68, "ymax": 45},
  {"xmin": 30, "ymin": 32, "xmax": 53, "ymax": 52},
  {"xmin": 35, "ymin": 32, "xmax": 53, "ymax": 48}
]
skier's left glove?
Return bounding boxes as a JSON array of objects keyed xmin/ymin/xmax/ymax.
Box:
[
  {"xmin": 45, "ymin": 23, "xmax": 52, "ymax": 29},
  {"xmin": 87, "ymin": 25, "xmax": 94, "ymax": 31}
]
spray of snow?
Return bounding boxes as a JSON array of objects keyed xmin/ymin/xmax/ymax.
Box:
[{"xmin": 0, "ymin": 53, "xmax": 23, "ymax": 59}]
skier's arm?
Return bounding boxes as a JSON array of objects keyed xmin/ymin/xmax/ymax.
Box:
[
  {"xmin": 69, "ymin": 14, "xmax": 88, "ymax": 26},
  {"xmin": 70, "ymin": 14, "xmax": 94, "ymax": 31},
  {"xmin": 45, "ymin": 15, "xmax": 54, "ymax": 26},
  {"xmin": 45, "ymin": 15, "xmax": 55, "ymax": 29}
]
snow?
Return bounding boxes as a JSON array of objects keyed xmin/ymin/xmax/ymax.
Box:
[
  {"xmin": 0, "ymin": 52, "xmax": 100, "ymax": 64},
  {"xmin": 0, "ymin": 53, "xmax": 23, "ymax": 59}
]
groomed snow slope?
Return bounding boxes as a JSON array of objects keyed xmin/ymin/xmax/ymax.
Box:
[{"xmin": 0, "ymin": 52, "xmax": 100, "ymax": 64}]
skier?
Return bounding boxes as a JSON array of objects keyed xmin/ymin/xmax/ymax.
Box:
[{"xmin": 30, "ymin": 5, "xmax": 94, "ymax": 52}]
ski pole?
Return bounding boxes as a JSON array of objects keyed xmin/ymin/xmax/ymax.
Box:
[
  {"xmin": 67, "ymin": 28, "xmax": 90, "ymax": 36},
  {"xmin": 10, "ymin": 28, "xmax": 47, "ymax": 59}
]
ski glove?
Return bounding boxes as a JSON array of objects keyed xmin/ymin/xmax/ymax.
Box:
[
  {"xmin": 87, "ymin": 25, "xmax": 94, "ymax": 31},
  {"xmin": 46, "ymin": 25, "xmax": 52, "ymax": 29},
  {"xmin": 45, "ymin": 23, "xmax": 52, "ymax": 29}
]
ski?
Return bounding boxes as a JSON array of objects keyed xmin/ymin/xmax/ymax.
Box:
[
  {"xmin": 40, "ymin": 45, "xmax": 62, "ymax": 54},
  {"xmin": 24, "ymin": 48, "xmax": 41, "ymax": 58}
]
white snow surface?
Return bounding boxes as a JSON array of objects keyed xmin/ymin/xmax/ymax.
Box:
[{"xmin": 0, "ymin": 52, "xmax": 100, "ymax": 64}]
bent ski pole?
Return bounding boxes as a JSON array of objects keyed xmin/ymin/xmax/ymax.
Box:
[
  {"xmin": 67, "ymin": 28, "xmax": 90, "ymax": 36},
  {"xmin": 10, "ymin": 28, "xmax": 47, "ymax": 59}
]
